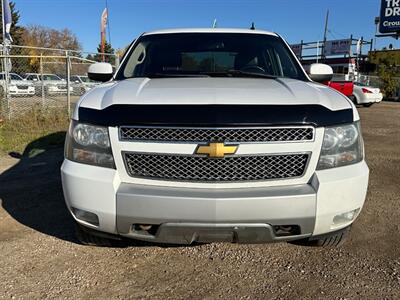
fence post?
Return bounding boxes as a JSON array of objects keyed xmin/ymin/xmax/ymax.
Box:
[
  {"xmin": 0, "ymin": 46, "xmax": 5, "ymax": 119},
  {"xmin": 40, "ymin": 53, "xmax": 45, "ymax": 107},
  {"xmin": 66, "ymin": 51, "xmax": 71, "ymax": 117},
  {"xmin": 2, "ymin": 44, "xmax": 11, "ymax": 120},
  {"xmin": 115, "ymin": 54, "xmax": 120, "ymax": 68}
]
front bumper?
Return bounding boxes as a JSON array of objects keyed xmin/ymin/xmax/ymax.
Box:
[
  {"xmin": 47, "ymin": 86, "xmax": 73, "ymax": 94},
  {"xmin": 61, "ymin": 159, "xmax": 369, "ymax": 244},
  {"xmin": 359, "ymin": 93, "xmax": 383, "ymax": 104},
  {"xmin": 9, "ymin": 88, "xmax": 35, "ymax": 96}
]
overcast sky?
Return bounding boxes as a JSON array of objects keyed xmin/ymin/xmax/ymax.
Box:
[{"xmin": 13, "ymin": 0, "xmax": 399, "ymax": 53}]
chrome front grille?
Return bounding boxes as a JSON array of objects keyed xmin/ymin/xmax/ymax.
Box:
[
  {"xmin": 123, "ymin": 152, "xmax": 310, "ymax": 182},
  {"xmin": 119, "ymin": 126, "xmax": 314, "ymax": 143}
]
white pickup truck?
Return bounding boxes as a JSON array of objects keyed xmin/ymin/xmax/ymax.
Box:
[{"xmin": 61, "ymin": 28, "xmax": 369, "ymax": 247}]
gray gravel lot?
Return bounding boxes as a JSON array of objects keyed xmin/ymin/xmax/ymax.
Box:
[{"xmin": 0, "ymin": 102, "xmax": 399, "ymax": 299}]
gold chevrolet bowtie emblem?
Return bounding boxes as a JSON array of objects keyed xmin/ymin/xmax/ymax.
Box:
[{"xmin": 195, "ymin": 142, "xmax": 238, "ymax": 158}]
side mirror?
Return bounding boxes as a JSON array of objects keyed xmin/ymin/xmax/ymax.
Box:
[
  {"xmin": 308, "ymin": 63, "xmax": 333, "ymax": 83},
  {"xmin": 75, "ymin": 80, "xmax": 80, "ymax": 84},
  {"xmin": 88, "ymin": 63, "xmax": 113, "ymax": 82},
  {"xmin": 32, "ymin": 78, "xmax": 38, "ymax": 82}
]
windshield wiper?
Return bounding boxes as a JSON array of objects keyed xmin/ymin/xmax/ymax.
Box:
[
  {"xmin": 146, "ymin": 73, "xmax": 210, "ymax": 78},
  {"xmin": 228, "ymin": 70, "xmax": 278, "ymax": 79},
  {"xmin": 201, "ymin": 70, "xmax": 277, "ymax": 79}
]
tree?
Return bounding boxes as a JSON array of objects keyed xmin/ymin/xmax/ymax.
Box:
[
  {"xmin": 116, "ymin": 46, "xmax": 129, "ymax": 60},
  {"xmin": 370, "ymin": 51, "xmax": 400, "ymax": 99},
  {"xmin": 378, "ymin": 61, "xmax": 398, "ymax": 99},
  {"xmin": 94, "ymin": 41, "xmax": 115, "ymax": 65},
  {"xmin": 0, "ymin": 1, "xmax": 24, "ymax": 45},
  {"xmin": 21, "ymin": 25, "xmax": 82, "ymax": 73},
  {"xmin": 86, "ymin": 54, "xmax": 94, "ymax": 60},
  {"xmin": 23, "ymin": 25, "xmax": 81, "ymax": 51}
]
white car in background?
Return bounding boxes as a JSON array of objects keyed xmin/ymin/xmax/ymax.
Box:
[
  {"xmin": 71, "ymin": 75, "xmax": 100, "ymax": 95},
  {"xmin": 352, "ymin": 82, "xmax": 383, "ymax": 107},
  {"xmin": 0, "ymin": 72, "xmax": 35, "ymax": 96},
  {"xmin": 24, "ymin": 73, "xmax": 73, "ymax": 96}
]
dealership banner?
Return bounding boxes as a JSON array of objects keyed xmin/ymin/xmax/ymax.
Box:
[
  {"xmin": 290, "ymin": 44, "xmax": 302, "ymax": 57},
  {"xmin": 379, "ymin": 0, "xmax": 400, "ymax": 33},
  {"xmin": 324, "ymin": 39, "xmax": 351, "ymax": 56}
]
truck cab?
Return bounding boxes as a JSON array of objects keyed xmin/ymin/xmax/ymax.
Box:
[{"xmin": 61, "ymin": 28, "xmax": 369, "ymax": 247}]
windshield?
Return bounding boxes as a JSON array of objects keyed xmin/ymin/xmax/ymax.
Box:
[
  {"xmin": 354, "ymin": 82, "xmax": 367, "ymax": 87},
  {"xmin": 117, "ymin": 33, "xmax": 307, "ymax": 81},
  {"xmin": 80, "ymin": 76, "xmax": 92, "ymax": 83},
  {"xmin": 43, "ymin": 74, "xmax": 61, "ymax": 81},
  {"xmin": 10, "ymin": 74, "xmax": 23, "ymax": 80}
]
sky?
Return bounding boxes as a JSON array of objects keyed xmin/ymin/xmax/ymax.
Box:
[{"xmin": 13, "ymin": 0, "xmax": 399, "ymax": 53}]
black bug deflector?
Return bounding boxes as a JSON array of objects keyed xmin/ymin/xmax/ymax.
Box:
[{"xmin": 78, "ymin": 104, "xmax": 353, "ymax": 127}]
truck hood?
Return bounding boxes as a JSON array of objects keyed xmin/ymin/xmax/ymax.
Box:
[{"xmin": 79, "ymin": 77, "xmax": 352, "ymax": 111}]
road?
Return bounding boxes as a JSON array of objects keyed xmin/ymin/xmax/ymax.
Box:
[{"xmin": 0, "ymin": 102, "xmax": 399, "ymax": 299}]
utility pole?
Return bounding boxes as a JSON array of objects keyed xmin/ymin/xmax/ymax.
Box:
[
  {"xmin": 322, "ymin": 9, "xmax": 329, "ymax": 60},
  {"xmin": 1, "ymin": 0, "xmax": 5, "ymax": 45}
]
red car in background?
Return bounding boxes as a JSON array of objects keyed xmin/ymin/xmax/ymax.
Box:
[{"xmin": 325, "ymin": 80, "xmax": 354, "ymax": 98}]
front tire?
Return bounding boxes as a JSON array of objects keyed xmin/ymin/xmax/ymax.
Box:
[
  {"xmin": 289, "ymin": 226, "xmax": 351, "ymax": 247},
  {"xmin": 75, "ymin": 223, "xmax": 115, "ymax": 247},
  {"xmin": 363, "ymin": 103, "xmax": 373, "ymax": 107}
]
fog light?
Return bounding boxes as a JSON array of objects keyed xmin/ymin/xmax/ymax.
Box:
[
  {"xmin": 332, "ymin": 208, "xmax": 360, "ymax": 226},
  {"xmin": 71, "ymin": 207, "xmax": 99, "ymax": 226}
]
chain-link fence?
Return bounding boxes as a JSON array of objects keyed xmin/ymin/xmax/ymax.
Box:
[{"xmin": 0, "ymin": 45, "xmax": 119, "ymax": 119}]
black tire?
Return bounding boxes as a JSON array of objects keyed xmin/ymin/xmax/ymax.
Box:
[
  {"xmin": 363, "ymin": 103, "xmax": 373, "ymax": 107},
  {"xmin": 289, "ymin": 226, "xmax": 351, "ymax": 247},
  {"xmin": 75, "ymin": 223, "xmax": 115, "ymax": 247},
  {"xmin": 348, "ymin": 95, "xmax": 356, "ymax": 103}
]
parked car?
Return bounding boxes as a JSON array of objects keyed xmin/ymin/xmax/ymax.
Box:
[
  {"xmin": 326, "ymin": 80, "xmax": 354, "ymax": 98},
  {"xmin": 352, "ymin": 82, "xmax": 383, "ymax": 107},
  {"xmin": 24, "ymin": 73, "xmax": 73, "ymax": 95},
  {"xmin": 0, "ymin": 72, "xmax": 35, "ymax": 97},
  {"xmin": 71, "ymin": 75, "xmax": 100, "ymax": 95},
  {"xmin": 61, "ymin": 28, "xmax": 369, "ymax": 247}
]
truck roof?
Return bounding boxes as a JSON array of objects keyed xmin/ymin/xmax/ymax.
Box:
[{"xmin": 143, "ymin": 28, "xmax": 278, "ymax": 36}]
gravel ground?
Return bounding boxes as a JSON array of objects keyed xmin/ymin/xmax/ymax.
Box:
[{"xmin": 0, "ymin": 102, "xmax": 399, "ymax": 299}]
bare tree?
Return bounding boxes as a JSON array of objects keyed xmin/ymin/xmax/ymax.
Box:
[
  {"xmin": 23, "ymin": 25, "xmax": 81, "ymax": 51},
  {"xmin": 20, "ymin": 25, "xmax": 82, "ymax": 74}
]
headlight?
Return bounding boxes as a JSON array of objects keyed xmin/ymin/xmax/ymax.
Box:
[
  {"xmin": 317, "ymin": 122, "xmax": 364, "ymax": 170},
  {"xmin": 65, "ymin": 120, "xmax": 115, "ymax": 168}
]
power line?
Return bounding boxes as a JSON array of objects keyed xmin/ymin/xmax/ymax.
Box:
[
  {"xmin": 329, "ymin": 28, "xmax": 349, "ymax": 39},
  {"xmin": 327, "ymin": 29, "xmax": 337, "ymax": 40}
]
